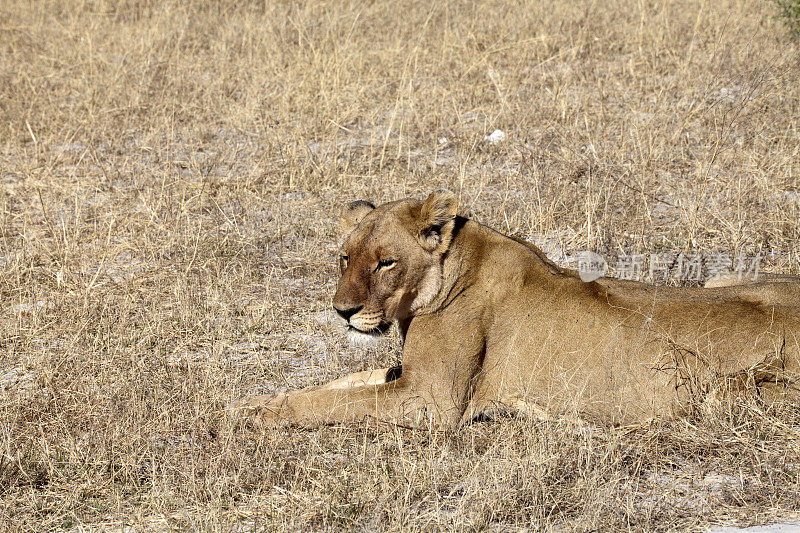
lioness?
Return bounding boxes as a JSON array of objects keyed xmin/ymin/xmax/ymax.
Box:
[{"xmin": 239, "ymin": 190, "xmax": 800, "ymax": 428}]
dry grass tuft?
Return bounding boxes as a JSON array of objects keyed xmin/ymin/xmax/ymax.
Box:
[{"xmin": 1, "ymin": 0, "xmax": 799, "ymax": 529}]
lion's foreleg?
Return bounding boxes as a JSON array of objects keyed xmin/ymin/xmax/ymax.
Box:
[
  {"xmin": 317, "ymin": 367, "xmax": 399, "ymax": 390},
  {"xmin": 235, "ymin": 367, "xmax": 432, "ymax": 427}
]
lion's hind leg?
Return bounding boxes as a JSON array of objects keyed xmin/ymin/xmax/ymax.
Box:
[
  {"xmin": 459, "ymin": 394, "xmax": 555, "ymax": 425},
  {"xmin": 699, "ymin": 357, "xmax": 800, "ymax": 417}
]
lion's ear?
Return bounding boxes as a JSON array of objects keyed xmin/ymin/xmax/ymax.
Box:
[
  {"xmin": 418, "ymin": 189, "xmax": 458, "ymax": 252},
  {"xmin": 341, "ymin": 200, "xmax": 375, "ymax": 234}
]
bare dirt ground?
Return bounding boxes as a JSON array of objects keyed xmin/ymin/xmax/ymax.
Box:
[
  {"xmin": 1, "ymin": 0, "xmax": 800, "ymax": 530},
  {"xmin": 711, "ymin": 519, "xmax": 800, "ymax": 533}
]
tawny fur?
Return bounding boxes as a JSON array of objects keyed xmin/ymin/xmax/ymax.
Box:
[{"xmin": 236, "ymin": 191, "xmax": 800, "ymax": 428}]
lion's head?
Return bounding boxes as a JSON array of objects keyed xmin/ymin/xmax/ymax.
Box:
[{"xmin": 332, "ymin": 190, "xmax": 458, "ymax": 339}]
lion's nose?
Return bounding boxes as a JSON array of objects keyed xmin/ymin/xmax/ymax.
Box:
[{"xmin": 334, "ymin": 304, "xmax": 362, "ymax": 322}]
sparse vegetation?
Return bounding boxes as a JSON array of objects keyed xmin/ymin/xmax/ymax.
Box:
[
  {"xmin": 1, "ymin": 0, "xmax": 799, "ymax": 530},
  {"xmin": 773, "ymin": 0, "xmax": 800, "ymax": 36}
]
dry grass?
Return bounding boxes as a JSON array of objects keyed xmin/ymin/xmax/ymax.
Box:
[{"xmin": 1, "ymin": 0, "xmax": 800, "ymax": 530}]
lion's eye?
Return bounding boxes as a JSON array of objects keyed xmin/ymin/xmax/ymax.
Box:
[
  {"xmin": 376, "ymin": 259, "xmax": 397, "ymax": 272},
  {"xmin": 340, "ymin": 255, "xmax": 349, "ymax": 271}
]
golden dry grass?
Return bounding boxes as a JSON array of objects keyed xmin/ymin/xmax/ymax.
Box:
[{"xmin": 1, "ymin": 0, "xmax": 800, "ymax": 530}]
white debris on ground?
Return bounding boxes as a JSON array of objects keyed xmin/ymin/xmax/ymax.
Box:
[
  {"xmin": 709, "ymin": 519, "xmax": 800, "ymax": 532},
  {"xmin": 8, "ymin": 300, "xmax": 55, "ymax": 313},
  {"xmin": 483, "ymin": 129, "xmax": 506, "ymax": 144},
  {"xmin": 0, "ymin": 366, "xmax": 34, "ymax": 392}
]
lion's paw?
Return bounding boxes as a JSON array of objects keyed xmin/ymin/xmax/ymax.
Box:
[{"xmin": 230, "ymin": 393, "xmax": 289, "ymax": 427}]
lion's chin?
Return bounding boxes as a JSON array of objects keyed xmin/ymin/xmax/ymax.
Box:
[{"xmin": 346, "ymin": 323, "xmax": 391, "ymax": 346}]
